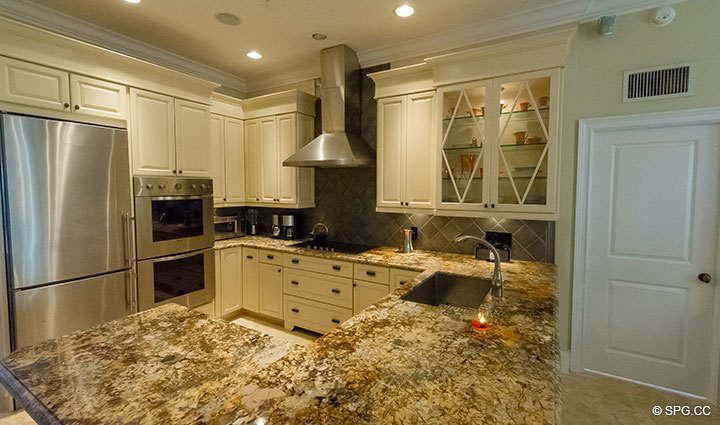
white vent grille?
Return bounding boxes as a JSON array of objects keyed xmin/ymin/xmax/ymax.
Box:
[{"xmin": 623, "ymin": 64, "xmax": 693, "ymax": 102}]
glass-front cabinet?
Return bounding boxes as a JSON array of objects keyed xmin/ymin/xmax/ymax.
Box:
[{"xmin": 437, "ymin": 68, "xmax": 560, "ymax": 216}]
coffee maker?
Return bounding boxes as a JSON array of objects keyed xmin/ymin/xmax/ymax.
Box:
[
  {"xmin": 271, "ymin": 214, "xmax": 282, "ymax": 238},
  {"xmin": 281, "ymin": 214, "xmax": 299, "ymax": 240}
]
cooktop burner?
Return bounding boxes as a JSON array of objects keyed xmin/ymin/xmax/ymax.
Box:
[{"xmin": 289, "ymin": 240, "xmax": 376, "ymax": 255}]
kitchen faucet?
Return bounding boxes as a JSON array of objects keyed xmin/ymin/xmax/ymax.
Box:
[{"xmin": 453, "ymin": 235, "xmax": 504, "ymax": 298}]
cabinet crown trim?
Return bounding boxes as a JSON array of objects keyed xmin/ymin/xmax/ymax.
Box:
[{"xmin": 242, "ymin": 89, "xmax": 316, "ymax": 119}]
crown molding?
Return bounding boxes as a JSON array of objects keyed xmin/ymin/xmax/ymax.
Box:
[
  {"xmin": 0, "ymin": 0, "xmax": 247, "ymax": 93},
  {"xmin": 244, "ymin": 64, "xmax": 319, "ymax": 95},
  {"xmin": 580, "ymin": 0, "xmax": 686, "ymax": 23}
]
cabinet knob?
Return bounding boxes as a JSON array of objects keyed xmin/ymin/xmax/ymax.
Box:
[
  {"xmin": 491, "ymin": 203, "xmax": 495, "ymax": 208},
  {"xmin": 698, "ymin": 273, "xmax": 712, "ymax": 284},
  {"xmin": 172, "ymin": 169, "xmax": 177, "ymax": 174},
  {"xmin": 277, "ymin": 269, "xmax": 281, "ymax": 273},
  {"xmin": 178, "ymin": 170, "xmax": 183, "ymax": 174},
  {"xmin": 74, "ymin": 105, "xmax": 79, "ymax": 110},
  {"xmin": 63, "ymin": 102, "xmax": 69, "ymax": 108},
  {"xmin": 399, "ymin": 280, "xmax": 408, "ymax": 285},
  {"xmin": 484, "ymin": 203, "xmax": 488, "ymax": 208}
]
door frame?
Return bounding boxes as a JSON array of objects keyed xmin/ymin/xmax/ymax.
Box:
[{"xmin": 571, "ymin": 107, "xmax": 720, "ymax": 404}]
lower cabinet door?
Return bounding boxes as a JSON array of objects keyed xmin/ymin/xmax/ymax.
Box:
[
  {"xmin": 353, "ymin": 280, "xmax": 390, "ymax": 315},
  {"xmin": 284, "ymin": 295, "xmax": 352, "ymax": 335},
  {"xmin": 242, "ymin": 248, "xmax": 259, "ymax": 312},
  {"xmin": 258, "ymin": 263, "xmax": 283, "ymax": 319},
  {"xmin": 219, "ymin": 247, "xmax": 242, "ymax": 317}
]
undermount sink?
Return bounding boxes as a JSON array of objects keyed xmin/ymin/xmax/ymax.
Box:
[{"xmin": 401, "ymin": 272, "xmax": 493, "ymax": 309}]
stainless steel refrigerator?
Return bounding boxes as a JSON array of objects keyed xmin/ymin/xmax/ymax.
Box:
[{"xmin": 1, "ymin": 113, "xmax": 136, "ymax": 350}]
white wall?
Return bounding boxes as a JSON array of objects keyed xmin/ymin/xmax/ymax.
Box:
[{"xmin": 557, "ymin": 0, "xmax": 720, "ymax": 349}]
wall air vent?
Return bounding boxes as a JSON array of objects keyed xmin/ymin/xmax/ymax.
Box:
[{"xmin": 623, "ymin": 64, "xmax": 693, "ymax": 102}]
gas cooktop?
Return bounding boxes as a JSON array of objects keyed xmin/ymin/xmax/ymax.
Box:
[{"xmin": 289, "ymin": 240, "xmax": 376, "ymax": 255}]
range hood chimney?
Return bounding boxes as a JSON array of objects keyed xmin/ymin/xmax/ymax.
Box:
[{"xmin": 283, "ymin": 45, "xmax": 375, "ymax": 167}]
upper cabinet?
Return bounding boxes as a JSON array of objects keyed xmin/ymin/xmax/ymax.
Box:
[
  {"xmin": 437, "ymin": 68, "xmax": 560, "ymax": 215},
  {"xmin": 243, "ymin": 90, "xmax": 316, "ymax": 209},
  {"xmin": 377, "ymin": 91, "xmax": 435, "ymax": 211},
  {"xmin": 210, "ymin": 94, "xmax": 246, "ymax": 206},
  {"xmin": 0, "ymin": 56, "xmax": 127, "ymax": 121},
  {"xmin": 371, "ymin": 27, "xmax": 573, "ymax": 220},
  {"xmin": 130, "ymin": 88, "xmax": 210, "ymax": 177}
]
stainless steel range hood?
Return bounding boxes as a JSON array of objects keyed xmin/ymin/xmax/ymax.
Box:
[{"xmin": 283, "ymin": 45, "xmax": 375, "ymax": 167}]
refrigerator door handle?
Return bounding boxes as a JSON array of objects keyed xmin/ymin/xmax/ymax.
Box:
[
  {"xmin": 122, "ymin": 213, "xmax": 135, "ymax": 267},
  {"xmin": 124, "ymin": 270, "xmax": 132, "ymax": 308}
]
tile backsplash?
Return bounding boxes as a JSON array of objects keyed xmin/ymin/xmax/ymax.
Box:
[{"xmin": 217, "ymin": 63, "xmax": 555, "ymax": 263}]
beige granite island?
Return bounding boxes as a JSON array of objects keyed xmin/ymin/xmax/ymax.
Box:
[{"xmin": 0, "ymin": 237, "xmax": 559, "ymax": 424}]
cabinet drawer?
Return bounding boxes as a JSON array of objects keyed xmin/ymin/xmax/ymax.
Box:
[
  {"xmin": 259, "ymin": 249, "xmax": 283, "ymax": 265},
  {"xmin": 283, "ymin": 254, "xmax": 352, "ymax": 278},
  {"xmin": 284, "ymin": 268, "xmax": 352, "ymax": 309},
  {"xmin": 353, "ymin": 263, "xmax": 390, "ymax": 285},
  {"xmin": 284, "ymin": 295, "xmax": 352, "ymax": 335},
  {"xmin": 389, "ymin": 268, "xmax": 421, "ymax": 291}
]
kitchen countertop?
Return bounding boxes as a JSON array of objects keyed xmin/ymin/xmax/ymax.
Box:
[{"xmin": 1, "ymin": 236, "xmax": 559, "ymax": 424}]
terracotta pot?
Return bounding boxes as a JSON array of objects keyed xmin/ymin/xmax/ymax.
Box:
[
  {"xmin": 460, "ymin": 153, "xmax": 478, "ymax": 174},
  {"xmin": 537, "ymin": 96, "xmax": 549, "ymax": 107},
  {"xmin": 513, "ymin": 131, "xmax": 527, "ymax": 144},
  {"xmin": 518, "ymin": 102, "xmax": 530, "ymax": 111}
]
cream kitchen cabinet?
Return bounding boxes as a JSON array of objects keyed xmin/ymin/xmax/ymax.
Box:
[
  {"xmin": 435, "ymin": 68, "xmax": 560, "ymax": 218},
  {"xmin": 242, "ymin": 248, "xmax": 260, "ymax": 313},
  {"xmin": 216, "ymin": 247, "xmax": 243, "ymax": 318},
  {"xmin": 258, "ymin": 261, "xmax": 284, "ymax": 320},
  {"xmin": 130, "ymin": 88, "xmax": 210, "ymax": 177},
  {"xmin": 376, "ymin": 91, "xmax": 435, "ymax": 212},
  {"xmin": 0, "ymin": 56, "xmax": 127, "ymax": 120},
  {"xmin": 389, "ymin": 268, "xmax": 421, "ymax": 292},
  {"xmin": 244, "ymin": 113, "xmax": 314, "ymax": 208},
  {"xmin": 210, "ymin": 113, "xmax": 245, "ymax": 205},
  {"xmin": 353, "ymin": 280, "xmax": 389, "ymax": 315}
]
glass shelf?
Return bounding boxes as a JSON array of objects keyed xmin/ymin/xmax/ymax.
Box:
[
  {"xmin": 443, "ymin": 107, "xmax": 549, "ymax": 122},
  {"xmin": 499, "ymin": 142, "xmax": 546, "ymax": 150},
  {"xmin": 443, "ymin": 145, "xmax": 482, "ymax": 153}
]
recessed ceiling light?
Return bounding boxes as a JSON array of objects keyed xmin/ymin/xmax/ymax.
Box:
[
  {"xmin": 395, "ymin": 4, "xmax": 414, "ymax": 17},
  {"xmin": 124, "ymin": 0, "xmax": 141, "ymax": 4},
  {"xmin": 215, "ymin": 13, "xmax": 241, "ymax": 26},
  {"xmin": 312, "ymin": 33, "xmax": 328, "ymax": 41},
  {"xmin": 246, "ymin": 51, "xmax": 262, "ymax": 60}
]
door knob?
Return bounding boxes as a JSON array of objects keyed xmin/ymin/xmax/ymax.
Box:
[{"xmin": 698, "ymin": 273, "xmax": 712, "ymax": 284}]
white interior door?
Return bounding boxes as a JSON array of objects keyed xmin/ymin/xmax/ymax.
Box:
[{"xmin": 581, "ymin": 123, "xmax": 719, "ymax": 397}]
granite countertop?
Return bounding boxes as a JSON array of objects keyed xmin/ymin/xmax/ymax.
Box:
[{"xmin": 1, "ymin": 236, "xmax": 559, "ymax": 424}]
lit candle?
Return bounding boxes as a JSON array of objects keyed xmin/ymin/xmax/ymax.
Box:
[{"xmin": 472, "ymin": 312, "xmax": 490, "ymax": 330}]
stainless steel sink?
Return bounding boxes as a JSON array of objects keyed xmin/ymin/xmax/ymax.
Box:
[{"xmin": 401, "ymin": 272, "xmax": 493, "ymax": 309}]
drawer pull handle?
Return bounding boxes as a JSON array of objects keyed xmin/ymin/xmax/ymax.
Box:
[
  {"xmin": 332, "ymin": 265, "xmax": 342, "ymax": 271},
  {"xmin": 291, "ymin": 259, "xmax": 300, "ymax": 264},
  {"xmin": 267, "ymin": 254, "xmax": 274, "ymax": 260},
  {"xmin": 331, "ymin": 319, "xmax": 340, "ymax": 324},
  {"xmin": 399, "ymin": 280, "xmax": 408, "ymax": 285},
  {"xmin": 331, "ymin": 288, "xmax": 340, "ymax": 294},
  {"xmin": 246, "ymin": 255, "xmax": 254, "ymax": 259},
  {"xmin": 291, "ymin": 280, "xmax": 299, "ymax": 285},
  {"xmin": 366, "ymin": 271, "xmax": 376, "ymax": 277},
  {"xmin": 291, "ymin": 308, "xmax": 299, "ymax": 313}
]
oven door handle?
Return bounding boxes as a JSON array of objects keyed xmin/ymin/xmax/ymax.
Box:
[
  {"xmin": 149, "ymin": 195, "xmax": 209, "ymax": 201},
  {"xmin": 151, "ymin": 247, "xmax": 215, "ymax": 263}
]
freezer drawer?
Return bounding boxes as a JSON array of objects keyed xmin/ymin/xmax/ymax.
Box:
[{"xmin": 13, "ymin": 270, "xmax": 135, "ymax": 349}]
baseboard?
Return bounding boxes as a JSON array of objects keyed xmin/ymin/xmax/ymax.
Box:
[{"xmin": 560, "ymin": 349, "xmax": 571, "ymax": 374}]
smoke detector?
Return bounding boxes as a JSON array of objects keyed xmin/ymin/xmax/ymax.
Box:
[{"xmin": 650, "ymin": 7, "xmax": 675, "ymax": 26}]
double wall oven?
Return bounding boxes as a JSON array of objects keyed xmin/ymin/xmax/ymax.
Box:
[{"xmin": 134, "ymin": 176, "xmax": 215, "ymax": 311}]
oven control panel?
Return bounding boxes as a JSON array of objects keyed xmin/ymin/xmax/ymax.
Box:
[{"xmin": 133, "ymin": 176, "xmax": 213, "ymax": 197}]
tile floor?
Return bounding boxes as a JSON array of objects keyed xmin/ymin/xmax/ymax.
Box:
[{"xmin": 2, "ymin": 319, "xmax": 718, "ymax": 425}]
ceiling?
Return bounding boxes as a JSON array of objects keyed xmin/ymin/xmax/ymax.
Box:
[{"xmin": 0, "ymin": 0, "xmax": 684, "ymax": 93}]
